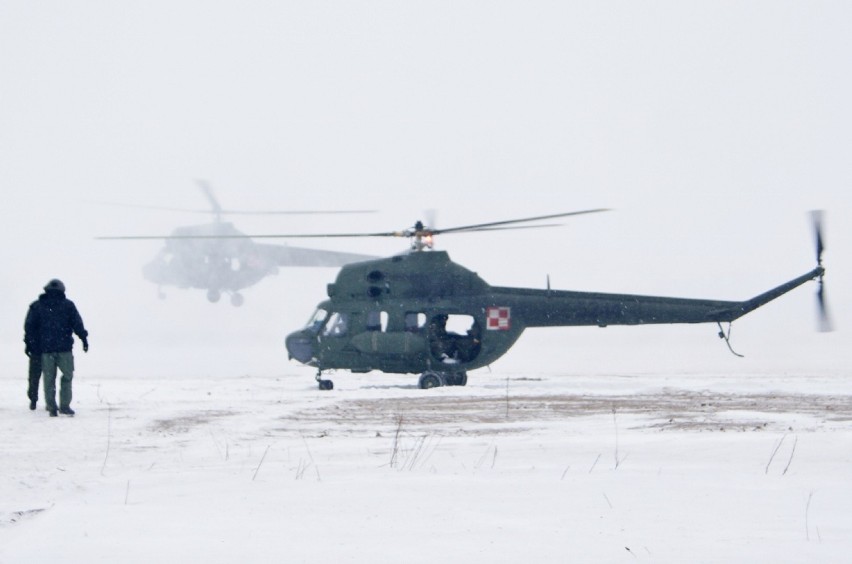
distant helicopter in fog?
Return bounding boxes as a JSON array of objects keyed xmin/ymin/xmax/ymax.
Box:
[{"xmin": 97, "ymin": 181, "xmax": 376, "ymax": 306}]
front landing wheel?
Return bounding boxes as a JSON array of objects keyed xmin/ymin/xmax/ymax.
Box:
[{"xmin": 315, "ymin": 370, "xmax": 334, "ymax": 391}]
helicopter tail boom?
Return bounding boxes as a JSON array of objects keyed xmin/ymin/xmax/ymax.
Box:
[
  {"xmin": 709, "ymin": 266, "xmax": 824, "ymax": 322},
  {"xmin": 493, "ymin": 266, "xmax": 823, "ymax": 329}
]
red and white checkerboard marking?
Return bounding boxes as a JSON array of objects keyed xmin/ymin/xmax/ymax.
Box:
[{"xmin": 486, "ymin": 307, "xmax": 511, "ymax": 331}]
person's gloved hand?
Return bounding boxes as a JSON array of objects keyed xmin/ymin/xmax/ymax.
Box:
[
  {"xmin": 25, "ymin": 345, "xmax": 31, "ymax": 357},
  {"xmin": 82, "ymin": 338, "xmax": 89, "ymax": 353}
]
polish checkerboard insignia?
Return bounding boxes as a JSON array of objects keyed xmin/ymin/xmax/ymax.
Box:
[{"xmin": 486, "ymin": 307, "xmax": 511, "ymax": 330}]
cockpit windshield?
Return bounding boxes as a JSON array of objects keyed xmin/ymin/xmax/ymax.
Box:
[{"xmin": 304, "ymin": 308, "xmax": 329, "ymax": 334}]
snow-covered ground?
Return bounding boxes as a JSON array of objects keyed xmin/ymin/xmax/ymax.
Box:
[
  {"xmin": 2, "ymin": 365, "xmax": 850, "ymax": 563},
  {"xmin": 1, "ymin": 2, "xmax": 850, "ymax": 562}
]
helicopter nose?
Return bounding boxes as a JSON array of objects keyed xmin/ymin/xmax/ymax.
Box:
[{"xmin": 285, "ymin": 331, "xmax": 316, "ymax": 364}]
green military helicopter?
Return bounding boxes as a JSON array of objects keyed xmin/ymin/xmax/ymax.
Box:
[{"xmin": 281, "ymin": 210, "xmax": 829, "ymax": 390}]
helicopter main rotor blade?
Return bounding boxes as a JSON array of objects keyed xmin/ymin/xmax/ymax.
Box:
[
  {"xmin": 97, "ymin": 231, "xmax": 405, "ymax": 241},
  {"xmin": 430, "ymin": 208, "xmax": 610, "ymax": 235},
  {"xmin": 168, "ymin": 225, "xmax": 569, "ymax": 239},
  {"xmin": 96, "ymin": 208, "xmax": 608, "ymax": 241},
  {"xmin": 454, "ymin": 223, "xmax": 564, "ymax": 233}
]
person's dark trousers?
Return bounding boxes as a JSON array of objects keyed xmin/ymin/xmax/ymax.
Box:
[
  {"xmin": 42, "ymin": 352, "xmax": 74, "ymax": 412},
  {"xmin": 27, "ymin": 354, "xmax": 42, "ymax": 406}
]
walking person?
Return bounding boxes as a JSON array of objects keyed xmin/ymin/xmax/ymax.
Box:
[
  {"xmin": 23, "ymin": 323, "xmax": 42, "ymax": 410},
  {"xmin": 23, "ymin": 279, "xmax": 89, "ymax": 417}
]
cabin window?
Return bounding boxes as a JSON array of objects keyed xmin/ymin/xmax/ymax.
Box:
[
  {"xmin": 323, "ymin": 312, "xmax": 349, "ymax": 337},
  {"xmin": 405, "ymin": 312, "xmax": 427, "ymax": 332},
  {"xmin": 367, "ymin": 310, "xmax": 389, "ymax": 332}
]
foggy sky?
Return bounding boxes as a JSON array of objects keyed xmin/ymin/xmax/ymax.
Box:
[{"xmin": 1, "ymin": 2, "xmax": 849, "ymax": 380}]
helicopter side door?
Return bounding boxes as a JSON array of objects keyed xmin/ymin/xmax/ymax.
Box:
[{"xmin": 427, "ymin": 313, "xmax": 482, "ymax": 365}]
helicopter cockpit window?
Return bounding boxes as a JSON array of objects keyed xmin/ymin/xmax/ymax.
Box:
[
  {"xmin": 323, "ymin": 312, "xmax": 349, "ymax": 337},
  {"xmin": 304, "ymin": 308, "xmax": 329, "ymax": 334},
  {"xmin": 405, "ymin": 312, "xmax": 427, "ymax": 332}
]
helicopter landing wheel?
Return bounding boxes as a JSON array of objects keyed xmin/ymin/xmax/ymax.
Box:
[
  {"xmin": 445, "ymin": 371, "xmax": 467, "ymax": 386},
  {"xmin": 315, "ymin": 370, "xmax": 334, "ymax": 391},
  {"xmin": 230, "ymin": 293, "xmax": 244, "ymax": 307},
  {"xmin": 207, "ymin": 289, "xmax": 221, "ymax": 303},
  {"xmin": 418, "ymin": 371, "xmax": 445, "ymax": 389}
]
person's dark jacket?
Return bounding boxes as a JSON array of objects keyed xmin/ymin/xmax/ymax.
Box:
[
  {"xmin": 24, "ymin": 291, "xmax": 88, "ymax": 354},
  {"xmin": 23, "ymin": 299, "xmax": 42, "ymax": 357}
]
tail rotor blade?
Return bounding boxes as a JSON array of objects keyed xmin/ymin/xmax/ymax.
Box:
[
  {"xmin": 810, "ymin": 210, "xmax": 832, "ymax": 331},
  {"xmin": 817, "ymin": 280, "xmax": 834, "ymax": 332},
  {"xmin": 811, "ymin": 209, "xmax": 825, "ymax": 265}
]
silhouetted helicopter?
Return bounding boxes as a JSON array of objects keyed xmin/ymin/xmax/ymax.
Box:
[
  {"xmin": 276, "ymin": 210, "xmax": 830, "ymax": 389},
  {"xmin": 97, "ymin": 182, "xmax": 376, "ymax": 305}
]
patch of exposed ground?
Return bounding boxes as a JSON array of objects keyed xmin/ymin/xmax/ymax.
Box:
[
  {"xmin": 149, "ymin": 410, "xmax": 235, "ymax": 434},
  {"xmin": 278, "ymin": 390, "xmax": 852, "ymax": 434}
]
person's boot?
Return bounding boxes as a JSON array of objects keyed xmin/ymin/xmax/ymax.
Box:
[
  {"xmin": 29, "ymin": 400, "xmax": 36, "ymax": 410},
  {"xmin": 59, "ymin": 407, "xmax": 75, "ymax": 416},
  {"xmin": 49, "ymin": 408, "xmax": 58, "ymax": 417}
]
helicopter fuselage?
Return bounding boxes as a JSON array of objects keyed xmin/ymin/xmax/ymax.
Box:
[{"xmin": 285, "ymin": 250, "xmax": 823, "ymax": 387}]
